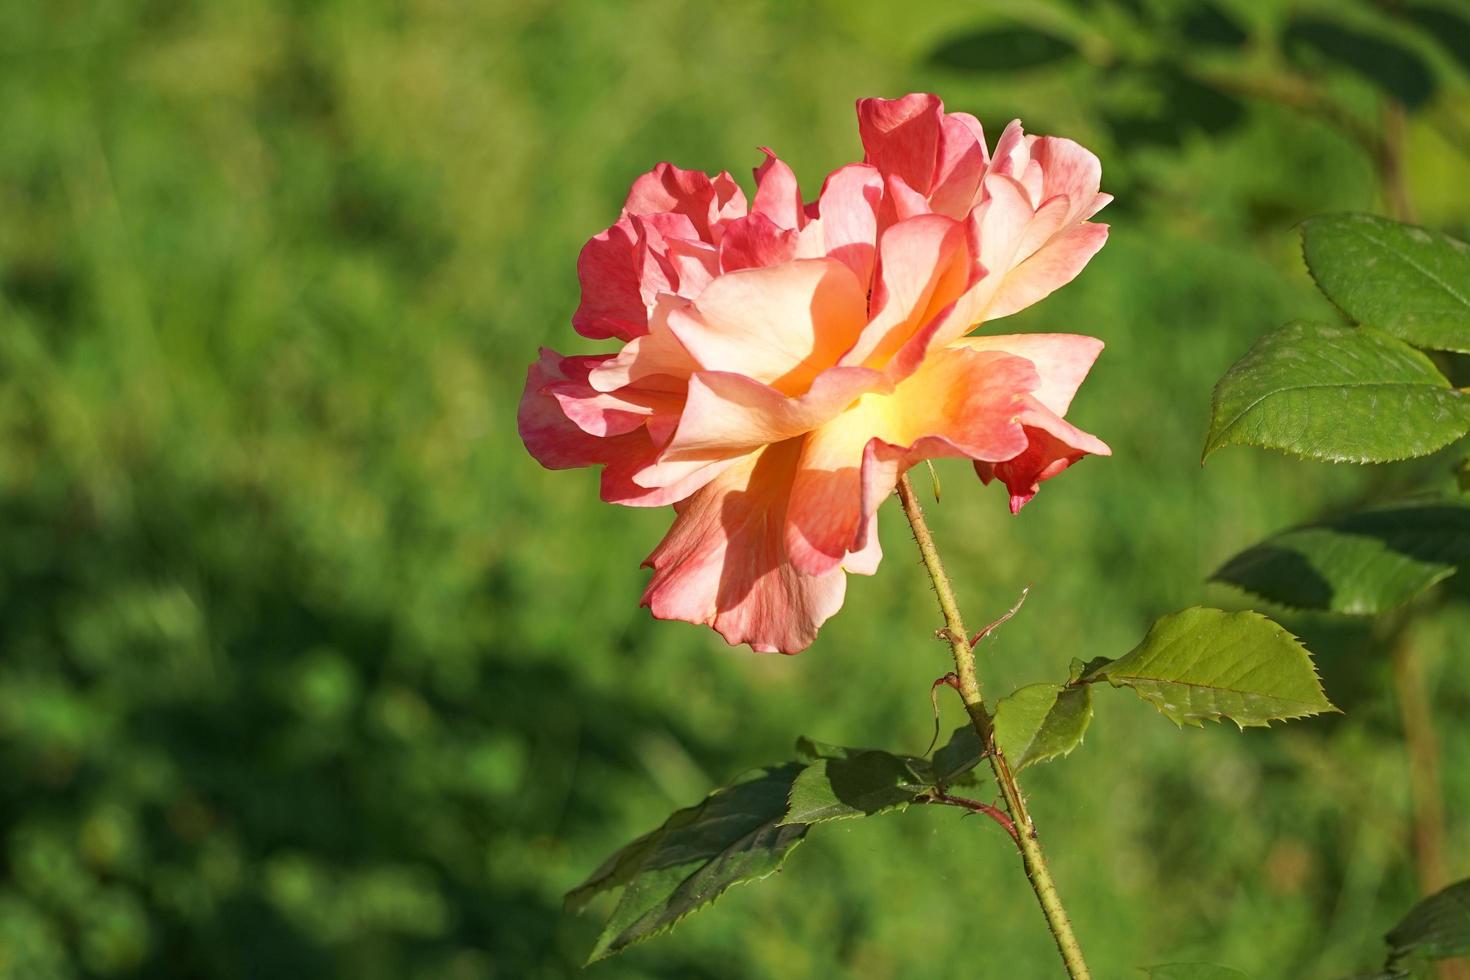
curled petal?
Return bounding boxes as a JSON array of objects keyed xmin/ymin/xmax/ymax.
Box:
[
  {"xmin": 811, "ymin": 163, "xmax": 884, "ymax": 284},
  {"xmin": 520, "ymin": 349, "xmax": 709, "ymax": 508},
  {"xmin": 571, "ymin": 217, "xmax": 659, "ymax": 341},
  {"xmin": 588, "ymin": 295, "xmax": 700, "ymax": 393},
  {"xmin": 975, "ymin": 399, "xmax": 1111, "ymax": 513},
  {"xmin": 625, "ymin": 163, "xmax": 748, "ymax": 243},
  {"xmin": 857, "ymin": 93, "xmax": 944, "ymax": 195},
  {"xmin": 549, "ymin": 380, "xmax": 682, "ymax": 438},
  {"xmin": 752, "ymin": 148, "xmax": 805, "ymax": 230},
  {"xmin": 718, "ymin": 212, "xmax": 799, "ymax": 273},
  {"xmin": 928, "ymin": 112, "xmax": 989, "ymax": 217},
  {"xmin": 519, "ymin": 350, "xmax": 612, "ymax": 469},
  {"xmin": 1028, "ymin": 135, "xmax": 1106, "ymax": 227},
  {"xmin": 642, "ymin": 441, "xmax": 847, "ymax": 654}
]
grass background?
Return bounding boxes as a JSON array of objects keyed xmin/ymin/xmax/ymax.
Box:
[{"xmin": 1, "ymin": 0, "xmax": 1468, "ymax": 977}]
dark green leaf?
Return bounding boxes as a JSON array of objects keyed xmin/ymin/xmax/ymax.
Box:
[
  {"xmin": 1303, "ymin": 213, "xmax": 1470, "ymax": 353},
  {"xmin": 1203, "ymin": 321, "xmax": 1470, "ymax": 462},
  {"xmin": 782, "ymin": 750, "xmax": 931, "ymax": 825},
  {"xmin": 1385, "ymin": 877, "xmax": 1470, "ymax": 971},
  {"xmin": 1069, "ymin": 656, "xmax": 1113, "ymax": 684},
  {"xmin": 992, "ymin": 683, "xmax": 1094, "ymax": 770},
  {"xmin": 931, "ymin": 724, "xmax": 986, "ymax": 786},
  {"xmin": 568, "ymin": 764, "xmax": 810, "ymax": 961},
  {"xmin": 1085, "ymin": 607, "xmax": 1337, "ymax": 728},
  {"xmin": 1283, "ymin": 18, "xmax": 1437, "ymax": 109},
  {"xmin": 1212, "ymin": 498, "xmax": 1470, "ymax": 614},
  {"xmin": 1179, "ymin": 2, "xmax": 1248, "ymax": 50},
  {"xmin": 1397, "ymin": 3, "xmax": 1470, "ymax": 74},
  {"xmin": 929, "ymin": 25, "xmax": 1077, "ymax": 73}
]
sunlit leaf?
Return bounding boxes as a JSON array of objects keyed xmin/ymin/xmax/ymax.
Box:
[
  {"xmin": 1213, "ymin": 498, "xmax": 1470, "ymax": 614},
  {"xmin": 992, "ymin": 683, "xmax": 1094, "ymax": 770},
  {"xmin": 1303, "ymin": 213, "xmax": 1470, "ymax": 353},
  {"xmin": 1084, "ymin": 607, "xmax": 1337, "ymax": 728},
  {"xmin": 1203, "ymin": 321, "xmax": 1470, "ymax": 462},
  {"xmin": 567, "ymin": 765, "xmax": 809, "ymax": 961}
]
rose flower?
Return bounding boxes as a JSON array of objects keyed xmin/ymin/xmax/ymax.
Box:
[{"xmin": 519, "ymin": 93, "xmax": 1110, "ymax": 653}]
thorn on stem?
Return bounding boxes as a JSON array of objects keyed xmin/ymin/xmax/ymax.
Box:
[{"xmin": 970, "ymin": 585, "xmax": 1031, "ymax": 647}]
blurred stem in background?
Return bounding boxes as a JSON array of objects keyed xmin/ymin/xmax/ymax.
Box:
[
  {"xmin": 896, "ymin": 475, "xmax": 1092, "ymax": 980},
  {"xmin": 1373, "ymin": 100, "xmax": 1462, "ymax": 979}
]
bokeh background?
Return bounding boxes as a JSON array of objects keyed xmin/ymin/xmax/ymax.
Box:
[{"xmin": 2, "ymin": 0, "xmax": 1469, "ymax": 977}]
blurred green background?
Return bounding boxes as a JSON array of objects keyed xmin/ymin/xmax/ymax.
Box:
[{"xmin": 2, "ymin": 0, "xmax": 1469, "ymax": 977}]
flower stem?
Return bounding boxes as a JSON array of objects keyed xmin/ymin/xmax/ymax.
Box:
[{"xmin": 896, "ymin": 474, "xmax": 1091, "ymax": 980}]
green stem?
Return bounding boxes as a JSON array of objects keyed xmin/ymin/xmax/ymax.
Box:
[{"xmin": 896, "ymin": 474, "xmax": 1091, "ymax": 980}]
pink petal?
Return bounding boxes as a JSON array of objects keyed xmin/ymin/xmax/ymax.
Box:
[
  {"xmin": 985, "ymin": 221, "xmax": 1109, "ymax": 321},
  {"xmin": 660, "ymin": 234, "xmax": 720, "ymax": 299},
  {"xmin": 519, "ymin": 349, "xmax": 611, "ymax": 469},
  {"xmin": 857, "ymin": 93, "xmax": 945, "ymax": 195},
  {"xmin": 987, "ymin": 120, "xmax": 1030, "ymax": 182},
  {"xmin": 521, "ymin": 349, "xmax": 711, "ymax": 508},
  {"xmin": 642, "ymin": 440, "xmax": 847, "ymax": 654},
  {"xmin": 666, "ymin": 257, "xmax": 868, "ymax": 395},
  {"xmin": 841, "ymin": 213, "xmax": 974, "ymax": 374},
  {"xmin": 812, "ymin": 163, "xmax": 884, "ymax": 285},
  {"xmin": 951, "ymin": 333, "xmax": 1104, "ymax": 416},
  {"xmin": 880, "ymin": 173, "xmax": 934, "ymax": 226},
  {"xmin": 649, "ymin": 366, "xmax": 883, "ymax": 475},
  {"xmin": 752, "ymin": 148, "xmax": 805, "ymax": 230},
  {"xmin": 718, "ymin": 212, "xmax": 799, "ymax": 273},
  {"xmin": 1028, "ymin": 136, "xmax": 1105, "ymax": 227},
  {"xmin": 588, "ymin": 295, "xmax": 700, "ymax": 393},
  {"xmin": 602, "ymin": 429, "xmax": 740, "ymax": 508},
  {"xmin": 623, "ymin": 163, "xmax": 749, "ymax": 244},
  {"xmin": 843, "ymin": 514, "xmax": 883, "ymax": 575},
  {"xmin": 928, "ymin": 112, "xmax": 989, "ymax": 218},
  {"xmin": 571, "ymin": 217, "xmax": 656, "ymax": 341},
  {"xmin": 549, "ymin": 380, "xmax": 682, "ymax": 438}
]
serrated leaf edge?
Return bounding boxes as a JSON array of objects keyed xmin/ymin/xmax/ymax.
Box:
[
  {"xmin": 1088, "ymin": 608, "xmax": 1340, "ymax": 730},
  {"xmin": 587, "ymin": 827, "xmax": 810, "ymax": 962}
]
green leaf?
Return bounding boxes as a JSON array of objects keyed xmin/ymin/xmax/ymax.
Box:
[
  {"xmin": 1141, "ymin": 964, "xmax": 1250, "ymax": 980},
  {"xmin": 782, "ymin": 750, "xmax": 931, "ymax": 825},
  {"xmin": 992, "ymin": 683, "xmax": 1094, "ymax": 770},
  {"xmin": 567, "ymin": 764, "xmax": 810, "ymax": 961},
  {"xmin": 1385, "ymin": 877, "xmax": 1470, "ymax": 973},
  {"xmin": 794, "ymin": 735, "xmax": 869, "ymax": 764},
  {"xmin": 1213, "ymin": 498, "xmax": 1470, "ymax": 614},
  {"xmin": 1303, "ymin": 213, "xmax": 1470, "ymax": 353},
  {"xmin": 1085, "ymin": 607, "xmax": 1337, "ymax": 728},
  {"xmin": 1203, "ymin": 321, "xmax": 1470, "ymax": 463},
  {"xmin": 931, "ymin": 724, "xmax": 986, "ymax": 786}
]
